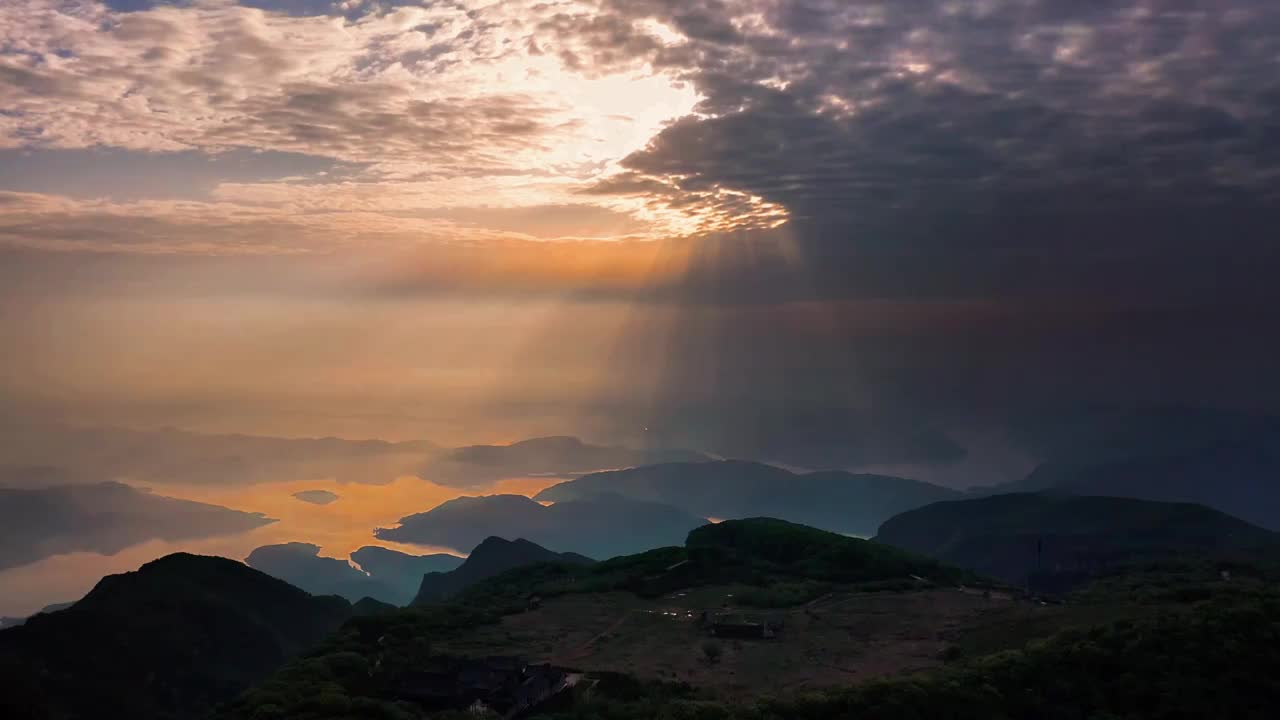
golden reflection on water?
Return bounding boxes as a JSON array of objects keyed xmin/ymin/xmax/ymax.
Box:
[{"xmin": 0, "ymin": 475, "xmax": 561, "ymax": 617}]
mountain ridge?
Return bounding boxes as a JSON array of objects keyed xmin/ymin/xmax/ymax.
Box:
[{"xmin": 535, "ymin": 459, "xmax": 960, "ymax": 537}]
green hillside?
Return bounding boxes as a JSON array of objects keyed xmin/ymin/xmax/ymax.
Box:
[
  {"xmin": 216, "ymin": 514, "xmax": 1280, "ymax": 720},
  {"xmin": 438, "ymin": 518, "xmax": 975, "ymax": 612}
]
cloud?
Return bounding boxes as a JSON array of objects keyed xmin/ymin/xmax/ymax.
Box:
[
  {"xmin": 0, "ymin": 0, "xmax": 724, "ymax": 245},
  {"xmin": 564, "ymin": 1, "xmax": 1280, "ymax": 227},
  {"xmin": 4, "ymin": 0, "xmax": 1280, "ymax": 447}
]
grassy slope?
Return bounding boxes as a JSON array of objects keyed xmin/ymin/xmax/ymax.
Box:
[{"xmin": 218, "ymin": 518, "xmax": 1280, "ymax": 720}]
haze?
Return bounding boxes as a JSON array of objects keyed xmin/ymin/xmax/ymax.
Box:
[{"xmin": 3, "ymin": 1, "xmax": 1280, "ymax": 616}]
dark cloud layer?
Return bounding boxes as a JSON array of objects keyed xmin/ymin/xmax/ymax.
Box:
[{"xmin": 575, "ymin": 0, "xmax": 1280, "ymax": 304}]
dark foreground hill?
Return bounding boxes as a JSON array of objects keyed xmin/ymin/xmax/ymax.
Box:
[
  {"xmin": 877, "ymin": 493, "xmax": 1276, "ymax": 591},
  {"xmin": 413, "ymin": 536, "xmax": 594, "ymax": 604},
  {"xmin": 0, "ymin": 553, "xmax": 350, "ymax": 720},
  {"xmin": 534, "ymin": 460, "xmax": 960, "ymax": 537}
]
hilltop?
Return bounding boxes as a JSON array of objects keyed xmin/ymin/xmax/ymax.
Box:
[
  {"xmin": 431, "ymin": 518, "xmax": 973, "ymax": 611},
  {"xmin": 0, "ymin": 553, "xmax": 350, "ymax": 720},
  {"xmin": 986, "ymin": 407, "xmax": 1280, "ymax": 530},
  {"xmin": 876, "ymin": 492, "xmax": 1276, "ymax": 591},
  {"xmin": 413, "ymin": 536, "xmax": 594, "ymax": 604}
]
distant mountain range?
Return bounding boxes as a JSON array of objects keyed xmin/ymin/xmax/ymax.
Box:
[
  {"xmin": 0, "ymin": 553, "xmax": 351, "ymax": 720},
  {"xmin": 0, "ymin": 601, "xmax": 74, "ymax": 629},
  {"xmin": 0, "ymin": 425, "xmax": 718, "ymax": 490},
  {"xmin": 876, "ymin": 493, "xmax": 1276, "ymax": 591},
  {"xmin": 376, "ymin": 492, "xmax": 707, "ymax": 559},
  {"xmin": 350, "ymin": 545, "xmax": 465, "ymax": 601},
  {"xmin": 535, "ymin": 460, "xmax": 961, "ymax": 537},
  {"xmin": 412, "ymin": 536, "xmax": 593, "ymax": 604},
  {"xmin": 246, "ymin": 543, "xmax": 462, "ymax": 606},
  {"xmin": 0, "ymin": 481, "xmax": 274, "ymax": 571},
  {"xmin": 983, "ymin": 446, "xmax": 1280, "ymax": 531},
  {"xmin": 417, "ymin": 435, "xmax": 709, "ymax": 487},
  {"xmin": 981, "ymin": 407, "xmax": 1280, "ymax": 529},
  {"xmin": 0, "ymin": 422, "xmax": 438, "ymax": 487}
]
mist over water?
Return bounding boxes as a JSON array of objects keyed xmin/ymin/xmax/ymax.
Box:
[{"xmin": 0, "ymin": 474, "xmax": 560, "ymax": 617}]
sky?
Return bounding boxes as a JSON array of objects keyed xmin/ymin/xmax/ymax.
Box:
[
  {"xmin": 3, "ymin": 0, "xmax": 1280, "ymax": 616},
  {"xmin": 3, "ymin": 0, "xmax": 1280, "ymax": 452}
]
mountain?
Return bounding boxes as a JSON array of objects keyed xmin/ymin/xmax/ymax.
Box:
[
  {"xmin": 0, "ymin": 553, "xmax": 350, "ymax": 720},
  {"xmin": 683, "ymin": 517, "xmax": 974, "ymax": 585},
  {"xmin": 876, "ymin": 493, "xmax": 1276, "ymax": 591},
  {"xmin": 245, "ymin": 544, "xmax": 463, "ymax": 606},
  {"xmin": 350, "ymin": 545, "xmax": 463, "ymax": 603},
  {"xmin": 444, "ymin": 517, "xmax": 972, "ymax": 612},
  {"xmin": 218, "ymin": 515, "xmax": 1280, "ymax": 720},
  {"xmin": 987, "ymin": 446, "xmax": 1280, "ymax": 531},
  {"xmin": 376, "ymin": 492, "xmax": 707, "ymax": 558},
  {"xmin": 0, "ymin": 481, "xmax": 274, "ymax": 571},
  {"xmin": 351, "ymin": 596, "xmax": 398, "ymax": 616},
  {"xmin": 245, "ymin": 543, "xmax": 400, "ymax": 604},
  {"xmin": 979, "ymin": 407, "xmax": 1280, "ymax": 529},
  {"xmin": 0, "ymin": 601, "xmax": 75, "ymax": 629},
  {"xmin": 417, "ymin": 435, "xmax": 709, "ymax": 486},
  {"xmin": 412, "ymin": 536, "xmax": 593, "ymax": 604},
  {"xmin": 535, "ymin": 460, "xmax": 961, "ymax": 537}
]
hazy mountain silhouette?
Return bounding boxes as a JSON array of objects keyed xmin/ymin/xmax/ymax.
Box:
[
  {"xmin": 987, "ymin": 446, "xmax": 1280, "ymax": 531},
  {"xmin": 0, "ymin": 421, "xmax": 437, "ymax": 487},
  {"xmin": 0, "ymin": 601, "xmax": 75, "ymax": 629},
  {"xmin": 417, "ymin": 435, "xmax": 708, "ymax": 487},
  {"xmin": 376, "ymin": 492, "xmax": 706, "ymax": 558},
  {"xmin": 245, "ymin": 544, "xmax": 463, "ymax": 606},
  {"xmin": 412, "ymin": 536, "xmax": 593, "ymax": 604},
  {"xmin": 351, "ymin": 596, "xmax": 397, "ymax": 616},
  {"xmin": 291, "ymin": 489, "xmax": 339, "ymax": 505},
  {"xmin": 0, "ymin": 481, "xmax": 274, "ymax": 571},
  {"xmin": 0, "ymin": 553, "xmax": 350, "ymax": 720},
  {"xmin": 535, "ymin": 460, "xmax": 960, "ymax": 537},
  {"xmin": 246, "ymin": 543, "xmax": 398, "ymax": 604},
  {"xmin": 349, "ymin": 545, "xmax": 463, "ymax": 602},
  {"xmin": 876, "ymin": 493, "xmax": 1276, "ymax": 591},
  {"xmin": 976, "ymin": 408, "xmax": 1280, "ymax": 528}
]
